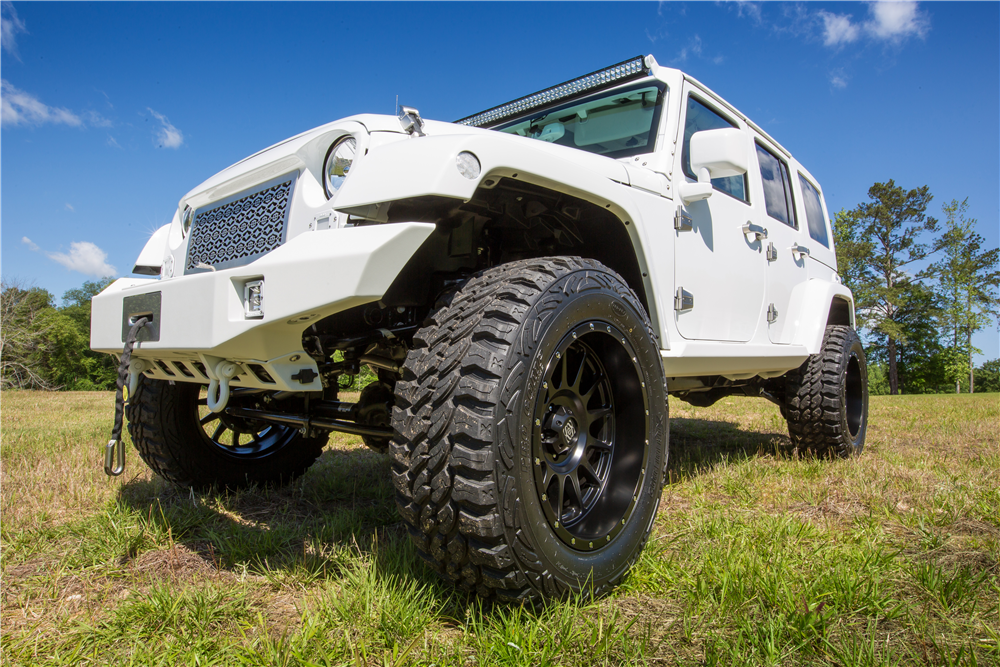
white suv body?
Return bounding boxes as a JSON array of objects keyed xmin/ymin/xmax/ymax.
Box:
[
  {"xmin": 92, "ymin": 55, "xmax": 867, "ymax": 602},
  {"xmin": 92, "ymin": 56, "xmax": 852, "ymax": 391}
]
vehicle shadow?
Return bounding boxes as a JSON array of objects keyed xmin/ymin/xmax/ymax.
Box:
[
  {"xmin": 115, "ymin": 445, "xmax": 449, "ymax": 589},
  {"xmin": 666, "ymin": 416, "xmax": 793, "ymax": 483},
  {"xmin": 114, "ymin": 415, "xmax": 794, "ymax": 610}
]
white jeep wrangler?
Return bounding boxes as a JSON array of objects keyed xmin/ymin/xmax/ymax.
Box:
[{"xmin": 92, "ymin": 55, "xmax": 868, "ymax": 601}]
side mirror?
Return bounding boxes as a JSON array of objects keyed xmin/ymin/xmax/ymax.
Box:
[{"xmin": 678, "ymin": 127, "xmax": 749, "ymax": 204}]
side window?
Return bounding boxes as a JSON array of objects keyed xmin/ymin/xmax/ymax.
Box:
[
  {"xmin": 798, "ymin": 175, "xmax": 830, "ymax": 248},
  {"xmin": 682, "ymin": 97, "xmax": 747, "ymax": 202},
  {"xmin": 755, "ymin": 142, "xmax": 796, "ymax": 228}
]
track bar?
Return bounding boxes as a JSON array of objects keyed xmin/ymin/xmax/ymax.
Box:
[{"xmin": 226, "ymin": 407, "xmax": 392, "ymax": 439}]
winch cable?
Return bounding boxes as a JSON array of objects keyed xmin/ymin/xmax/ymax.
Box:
[{"xmin": 105, "ymin": 317, "xmax": 148, "ymax": 476}]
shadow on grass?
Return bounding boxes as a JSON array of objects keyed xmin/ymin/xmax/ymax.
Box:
[
  {"xmin": 112, "ymin": 415, "xmax": 792, "ymax": 615},
  {"xmin": 117, "ymin": 448, "xmax": 412, "ymax": 567},
  {"xmin": 667, "ymin": 416, "xmax": 793, "ymax": 483}
]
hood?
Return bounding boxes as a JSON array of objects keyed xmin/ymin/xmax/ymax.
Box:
[{"xmin": 181, "ymin": 113, "xmax": 632, "ymax": 208}]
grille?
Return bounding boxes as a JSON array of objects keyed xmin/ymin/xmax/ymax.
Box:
[{"xmin": 185, "ymin": 173, "xmax": 296, "ymax": 273}]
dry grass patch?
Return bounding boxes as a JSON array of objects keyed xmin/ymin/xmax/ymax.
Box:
[{"xmin": 1, "ymin": 389, "xmax": 998, "ymax": 665}]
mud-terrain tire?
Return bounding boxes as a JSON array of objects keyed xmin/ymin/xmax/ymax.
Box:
[
  {"xmin": 390, "ymin": 257, "xmax": 669, "ymax": 602},
  {"xmin": 784, "ymin": 325, "xmax": 868, "ymax": 458},
  {"xmin": 127, "ymin": 378, "xmax": 327, "ymax": 489}
]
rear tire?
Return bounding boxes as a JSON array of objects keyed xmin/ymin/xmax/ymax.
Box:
[
  {"xmin": 390, "ymin": 257, "xmax": 668, "ymax": 601},
  {"xmin": 784, "ymin": 325, "xmax": 869, "ymax": 458},
  {"xmin": 127, "ymin": 378, "xmax": 327, "ymax": 489}
]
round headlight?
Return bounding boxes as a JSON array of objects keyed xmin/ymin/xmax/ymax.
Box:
[
  {"xmin": 324, "ymin": 136, "xmax": 357, "ymax": 198},
  {"xmin": 181, "ymin": 206, "xmax": 193, "ymax": 236}
]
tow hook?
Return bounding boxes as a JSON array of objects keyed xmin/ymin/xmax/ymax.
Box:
[
  {"xmin": 105, "ymin": 317, "xmax": 148, "ymax": 477},
  {"xmin": 105, "ymin": 438, "xmax": 125, "ymax": 477},
  {"xmin": 206, "ymin": 360, "xmax": 240, "ymax": 413}
]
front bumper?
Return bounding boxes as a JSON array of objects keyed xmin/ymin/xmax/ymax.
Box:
[{"xmin": 91, "ymin": 222, "xmax": 435, "ymax": 392}]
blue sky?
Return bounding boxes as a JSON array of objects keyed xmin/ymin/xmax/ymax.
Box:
[{"xmin": 2, "ymin": 1, "xmax": 997, "ymax": 362}]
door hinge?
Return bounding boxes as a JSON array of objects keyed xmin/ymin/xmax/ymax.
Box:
[
  {"xmin": 674, "ymin": 208, "xmax": 693, "ymax": 231},
  {"xmin": 675, "ymin": 287, "xmax": 694, "ymax": 311},
  {"xmin": 767, "ymin": 303, "xmax": 778, "ymax": 324},
  {"xmin": 766, "ymin": 242, "xmax": 777, "ymax": 262}
]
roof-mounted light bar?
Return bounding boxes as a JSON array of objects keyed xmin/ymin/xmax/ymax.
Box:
[{"xmin": 456, "ymin": 55, "xmax": 651, "ymax": 129}]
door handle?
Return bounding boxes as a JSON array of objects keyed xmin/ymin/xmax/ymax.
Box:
[
  {"xmin": 742, "ymin": 221, "xmax": 768, "ymax": 242},
  {"xmin": 791, "ymin": 243, "xmax": 810, "ymax": 260}
]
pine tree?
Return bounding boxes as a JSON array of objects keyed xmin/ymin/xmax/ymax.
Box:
[
  {"xmin": 920, "ymin": 199, "xmax": 1000, "ymax": 393},
  {"xmin": 834, "ymin": 181, "xmax": 938, "ymax": 395}
]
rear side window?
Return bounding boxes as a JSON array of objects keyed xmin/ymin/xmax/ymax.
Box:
[
  {"xmin": 799, "ymin": 175, "xmax": 830, "ymax": 248},
  {"xmin": 755, "ymin": 143, "xmax": 796, "ymax": 228},
  {"xmin": 682, "ymin": 97, "xmax": 747, "ymax": 202}
]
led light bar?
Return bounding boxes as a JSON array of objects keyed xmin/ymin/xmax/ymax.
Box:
[{"xmin": 456, "ymin": 55, "xmax": 651, "ymax": 129}]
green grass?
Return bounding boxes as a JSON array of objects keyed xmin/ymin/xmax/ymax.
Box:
[{"xmin": 2, "ymin": 390, "xmax": 997, "ymax": 665}]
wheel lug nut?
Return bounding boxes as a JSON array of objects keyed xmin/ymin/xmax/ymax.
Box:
[
  {"xmin": 606, "ymin": 535, "xmax": 611, "ymax": 542},
  {"xmin": 556, "ymin": 352, "xmax": 561, "ymax": 359},
  {"xmin": 542, "ymin": 382, "xmax": 548, "ymax": 389},
  {"xmin": 589, "ymin": 542, "xmax": 593, "ymax": 548},
  {"xmin": 535, "ymin": 419, "xmax": 541, "ymax": 426},
  {"xmin": 589, "ymin": 323, "xmax": 594, "ymax": 330},
  {"xmin": 535, "ymin": 458, "xmax": 540, "ymax": 466},
  {"xmin": 541, "ymin": 493, "xmax": 547, "ymax": 501},
  {"xmin": 571, "ymin": 538, "xmax": 576, "ymax": 545}
]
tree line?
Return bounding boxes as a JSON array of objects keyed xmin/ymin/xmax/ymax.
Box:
[
  {"xmin": 835, "ymin": 182, "xmax": 1000, "ymax": 395},
  {"xmin": 2, "ymin": 180, "xmax": 998, "ymax": 394},
  {"xmin": 1, "ymin": 278, "xmax": 119, "ymax": 390}
]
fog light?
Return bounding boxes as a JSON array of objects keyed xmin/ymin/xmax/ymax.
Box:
[
  {"xmin": 244, "ymin": 280, "xmax": 264, "ymax": 318},
  {"xmin": 456, "ymin": 151, "xmax": 481, "ymax": 179}
]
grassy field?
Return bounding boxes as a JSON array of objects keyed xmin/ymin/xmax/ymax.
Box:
[{"xmin": 1, "ymin": 390, "xmax": 997, "ymax": 666}]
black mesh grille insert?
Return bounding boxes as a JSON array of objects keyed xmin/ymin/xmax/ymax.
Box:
[{"xmin": 185, "ymin": 174, "xmax": 295, "ymax": 273}]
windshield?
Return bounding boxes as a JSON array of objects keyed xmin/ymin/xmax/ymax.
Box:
[{"xmin": 495, "ymin": 81, "xmax": 666, "ymax": 159}]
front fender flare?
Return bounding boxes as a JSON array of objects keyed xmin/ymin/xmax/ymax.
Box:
[{"xmin": 334, "ymin": 133, "xmax": 665, "ymax": 346}]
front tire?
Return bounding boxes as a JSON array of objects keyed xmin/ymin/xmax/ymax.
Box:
[
  {"xmin": 784, "ymin": 325, "xmax": 869, "ymax": 457},
  {"xmin": 391, "ymin": 258, "xmax": 668, "ymax": 601},
  {"xmin": 127, "ymin": 378, "xmax": 327, "ymax": 489}
]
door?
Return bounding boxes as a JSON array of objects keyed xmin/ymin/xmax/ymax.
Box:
[
  {"xmin": 672, "ymin": 86, "xmax": 764, "ymax": 342},
  {"xmin": 751, "ymin": 136, "xmax": 808, "ymax": 344}
]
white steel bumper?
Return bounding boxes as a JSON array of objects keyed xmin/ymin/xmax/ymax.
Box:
[{"xmin": 91, "ymin": 222, "xmax": 435, "ymax": 392}]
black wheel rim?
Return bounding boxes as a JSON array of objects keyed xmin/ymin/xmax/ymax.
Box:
[
  {"xmin": 532, "ymin": 321, "xmax": 648, "ymax": 552},
  {"xmin": 196, "ymin": 388, "xmax": 300, "ymax": 459},
  {"xmin": 845, "ymin": 353, "xmax": 864, "ymax": 439}
]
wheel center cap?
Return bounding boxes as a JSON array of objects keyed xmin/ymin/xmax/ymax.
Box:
[{"xmin": 562, "ymin": 418, "xmax": 578, "ymax": 444}]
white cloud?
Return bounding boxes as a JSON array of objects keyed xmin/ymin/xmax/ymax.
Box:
[
  {"xmin": 818, "ymin": 2, "xmax": 928, "ymax": 50},
  {"xmin": 1, "ymin": 1, "xmax": 26, "ymax": 59},
  {"xmin": 107, "ymin": 134, "xmax": 122, "ymax": 149},
  {"xmin": 820, "ymin": 11, "xmax": 860, "ymax": 46},
  {"xmin": 1, "ymin": 79, "xmax": 83, "ymax": 128},
  {"xmin": 21, "ymin": 236, "xmax": 39, "ymax": 252},
  {"xmin": 148, "ymin": 107, "xmax": 183, "ymax": 149},
  {"xmin": 830, "ymin": 73, "xmax": 849, "ymax": 89},
  {"xmin": 731, "ymin": 1, "xmax": 762, "ymax": 25},
  {"xmin": 83, "ymin": 109, "xmax": 112, "ymax": 128},
  {"xmin": 865, "ymin": 1, "xmax": 928, "ymax": 42},
  {"xmin": 65, "ymin": 203, "xmax": 75, "ymax": 212},
  {"xmin": 46, "ymin": 241, "xmax": 117, "ymax": 277}
]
